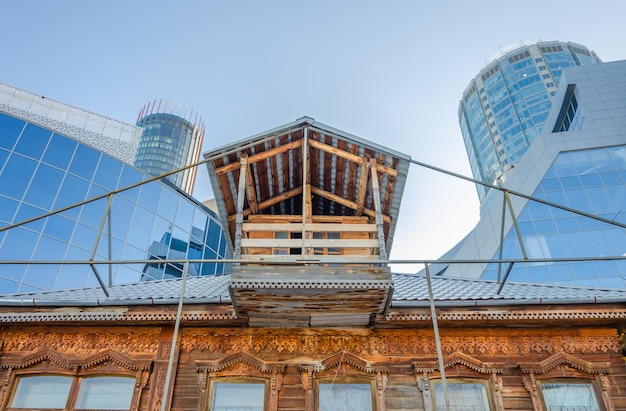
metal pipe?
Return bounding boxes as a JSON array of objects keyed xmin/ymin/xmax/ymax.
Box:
[
  {"xmin": 496, "ymin": 262, "xmax": 515, "ymax": 295},
  {"xmin": 424, "ymin": 263, "xmax": 450, "ymax": 410},
  {"xmin": 504, "ymin": 190, "xmax": 529, "ymax": 260},
  {"xmin": 107, "ymin": 203, "xmax": 113, "ymax": 287},
  {"xmin": 160, "ymin": 262, "xmax": 189, "ymax": 411},
  {"xmin": 408, "ymin": 158, "xmax": 626, "ymax": 230},
  {"xmin": 497, "ymin": 192, "xmax": 507, "ymax": 282}
]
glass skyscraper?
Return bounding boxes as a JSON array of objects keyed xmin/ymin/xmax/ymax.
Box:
[
  {"xmin": 0, "ymin": 84, "xmax": 228, "ymax": 295},
  {"xmin": 440, "ymin": 60, "xmax": 626, "ymax": 288},
  {"xmin": 458, "ymin": 41, "xmax": 601, "ymax": 206},
  {"xmin": 134, "ymin": 101, "xmax": 205, "ymax": 195}
]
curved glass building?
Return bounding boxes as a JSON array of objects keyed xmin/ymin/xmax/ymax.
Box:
[
  {"xmin": 0, "ymin": 85, "xmax": 228, "ymax": 295},
  {"xmin": 134, "ymin": 101, "xmax": 204, "ymax": 195},
  {"xmin": 458, "ymin": 41, "xmax": 601, "ymax": 206},
  {"xmin": 441, "ymin": 60, "xmax": 626, "ymax": 288}
]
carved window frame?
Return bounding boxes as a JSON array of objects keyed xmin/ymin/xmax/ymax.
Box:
[
  {"xmin": 517, "ymin": 352, "xmax": 615, "ymax": 411},
  {"xmin": 195, "ymin": 352, "xmax": 285, "ymax": 411},
  {"xmin": 413, "ymin": 351, "xmax": 505, "ymax": 411},
  {"xmin": 0, "ymin": 348, "xmax": 152, "ymax": 411},
  {"xmin": 299, "ymin": 351, "xmax": 389, "ymax": 411}
]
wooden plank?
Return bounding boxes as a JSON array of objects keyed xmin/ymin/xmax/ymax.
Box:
[
  {"xmin": 334, "ymin": 139, "xmax": 348, "ymax": 214},
  {"xmin": 242, "ymin": 223, "xmax": 377, "ymax": 232},
  {"xmin": 370, "ymin": 157, "xmax": 388, "ymax": 260},
  {"xmin": 346, "ymin": 143, "xmax": 359, "ymax": 202},
  {"xmin": 268, "ymin": 137, "xmax": 280, "ymax": 215},
  {"xmin": 244, "ymin": 156, "xmax": 258, "ymax": 214},
  {"xmin": 226, "ymin": 187, "xmax": 304, "ymax": 222},
  {"xmin": 308, "ymin": 138, "xmax": 398, "ymax": 176},
  {"xmin": 311, "ymin": 186, "xmax": 391, "ymax": 224},
  {"xmin": 322, "ymin": 133, "xmax": 333, "ymax": 215},
  {"xmin": 214, "ymin": 139, "xmax": 303, "ymax": 175},
  {"xmin": 240, "ymin": 238, "xmax": 380, "ymax": 248},
  {"xmin": 355, "ymin": 157, "xmax": 369, "ymax": 215},
  {"xmin": 233, "ymin": 155, "xmax": 248, "ymax": 260}
]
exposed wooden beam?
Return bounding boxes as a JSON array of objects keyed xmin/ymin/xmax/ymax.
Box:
[
  {"xmin": 308, "ymin": 138, "xmax": 398, "ymax": 176},
  {"xmin": 227, "ymin": 187, "xmax": 304, "ymax": 222},
  {"xmin": 233, "ymin": 154, "xmax": 248, "ymax": 260},
  {"xmin": 369, "ymin": 157, "xmax": 388, "ymax": 261},
  {"xmin": 311, "ymin": 186, "xmax": 391, "ymax": 224},
  {"xmin": 355, "ymin": 157, "xmax": 369, "ymax": 216},
  {"xmin": 244, "ymin": 158, "xmax": 258, "ymax": 214},
  {"xmin": 214, "ymin": 139, "xmax": 304, "ymax": 175},
  {"xmin": 242, "ymin": 223, "xmax": 378, "ymax": 232}
]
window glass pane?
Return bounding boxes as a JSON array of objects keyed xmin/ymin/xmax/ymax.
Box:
[
  {"xmin": 433, "ymin": 382, "xmax": 490, "ymax": 411},
  {"xmin": 93, "ymin": 154, "xmax": 122, "ymax": 190},
  {"xmin": 24, "ymin": 164, "xmax": 64, "ymax": 209},
  {"xmin": 10, "ymin": 375, "xmax": 72, "ymax": 408},
  {"xmin": 75, "ymin": 376, "xmax": 135, "ymax": 410},
  {"xmin": 69, "ymin": 144, "xmax": 100, "ymax": 180},
  {"xmin": 13, "ymin": 124, "xmax": 52, "ymax": 160},
  {"xmin": 319, "ymin": 383, "xmax": 373, "ymax": 411},
  {"xmin": 0, "ymin": 114, "xmax": 25, "ymax": 150},
  {"xmin": 212, "ymin": 382, "xmax": 265, "ymax": 411},
  {"xmin": 42, "ymin": 134, "xmax": 77, "ymax": 170},
  {"xmin": 541, "ymin": 382, "xmax": 599, "ymax": 410},
  {"xmin": 0, "ymin": 154, "xmax": 37, "ymax": 200}
]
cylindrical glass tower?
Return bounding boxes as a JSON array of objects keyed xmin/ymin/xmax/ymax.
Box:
[
  {"xmin": 458, "ymin": 41, "xmax": 601, "ymax": 206},
  {"xmin": 134, "ymin": 100, "xmax": 205, "ymax": 195}
]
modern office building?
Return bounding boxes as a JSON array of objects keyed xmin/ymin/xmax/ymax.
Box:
[
  {"xmin": 458, "ymin": 41, "xmax": 601, "ymax": 206},
  {"xmin": 439, "ymin": 60, "xmax": 626, "ymax": 288},
  {"xmin": 134, "ymin": 100, "xmax": 205, "ymax": 195},
  {"xmin": 0, "ymin": 83, "xmax": 228, "ymax": 295}
]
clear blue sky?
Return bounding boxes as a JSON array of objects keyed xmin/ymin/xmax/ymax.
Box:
[{"xmin": 2, "ymin": 1, "xmax": 625, "ymax": 270}]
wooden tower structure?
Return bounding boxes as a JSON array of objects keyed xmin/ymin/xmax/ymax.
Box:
[{"xmin": 204, "ymin": 117, "xmax": 411, "ymax": 326}]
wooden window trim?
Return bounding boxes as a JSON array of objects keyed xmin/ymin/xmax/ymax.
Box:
[{"xmin": 0, "ymin": 349, "xmax": 151, "ymax": 411}]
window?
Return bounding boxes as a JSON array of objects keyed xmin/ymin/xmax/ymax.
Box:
[
  {"xmin": 9, "ymin": 375, "xmax": 135, "ymax": 410},
  {"xmin": 540, "ymin": 381, "xmax": 600, "ymax": 411},
  {"xmin": 432, "ymin": 380, "xmax": 491, "ymax": 411},
  {"xmin": 318, "ymin": 382, "xmax": 374, "ymax": 411},
  {"xmin": 313, "ymin": 232, "xmax": 341, "ymax": 255},
  {"xmin": 210, "ymin": 381, "xmax": 266, "ymax": 411}
]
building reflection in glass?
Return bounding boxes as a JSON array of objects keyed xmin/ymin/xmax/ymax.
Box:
[{"xmin": 0, "ymin": 112, "xmax": 229, "ymax": 295}]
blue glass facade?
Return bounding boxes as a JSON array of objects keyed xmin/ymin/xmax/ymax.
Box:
[
  {"xmin": 458, "ymin": 42, "xmax": 601, "ymax": 205},
  {"xmin": 481, "ymin": 146, "xmax": 626, "ymax": 287},
  {"xmin": 134, "ymin": 110, "xmax": 204, "ymax": 195},
  {"xmin": 0, "ymin": 112, "xmax": 228, "ymax": 295}
]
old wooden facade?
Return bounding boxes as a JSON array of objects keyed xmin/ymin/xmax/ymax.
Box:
[{"xmin": 1, "ymin": 118, "xmax": 625, "ymax": 411}]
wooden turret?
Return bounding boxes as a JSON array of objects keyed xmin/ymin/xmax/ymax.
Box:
[{"xmin": 205, "ymin": 117, "xmax": 410, "ymax": 326}]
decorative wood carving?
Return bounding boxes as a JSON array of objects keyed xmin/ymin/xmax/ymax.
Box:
[
  {"xmin": 2, "ymin": 330, "xmax": 160, "ymax": 354},
  {"xmin": 518, "ymin": 352, "xmax": 616, "ymax": 411},
  {"xmin": 517, "ymin": 352, "xmax": 611, "ymax": 375},
  {"xmin": 195, "ymin": 352, "xmax": 285, "ymax": 411},
  {"xmin": 0, "ymin": 348, "xmax": 152, "ymax": 410},
  {"xmin": 181, "ymin": 328, "xmax": 620, "ymax": 356},
  {"xmin": 413, "ymin": 352, "xmax": 505, "ymax": 411},
  {"xmin": 299, "ymin": 351, "xmax": 389, "ymax": 411},
  {"xmin": 0, "ymin": 348, "xmax": 152, "ymax": 371}
]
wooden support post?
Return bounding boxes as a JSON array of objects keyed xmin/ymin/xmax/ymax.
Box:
[
  {"xmin": 369, "ymin": 158, "xmax": 388, "ymax": 261},
  {"xmin": 355, "ymin": 157, "xmax": 369, "ymax": 216},
  {"xmin": 245, "ymin": 160, "xmax": 259, "ymax": 214},
  {"xmin": 233, "ymin": 154, "xmax": 248, "ymax": 261},
  {"xmin": 303, "ymin": 128, "xmax": 314, "ymax": 255}
]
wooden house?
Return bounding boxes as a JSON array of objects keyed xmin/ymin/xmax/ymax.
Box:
[{"xmin": 0, "ymin": 118, "xmax": 625, "ymax": 411}]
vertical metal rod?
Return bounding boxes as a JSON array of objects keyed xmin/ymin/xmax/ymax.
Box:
[
  {"xmin": 301, "ymin": 127, "xmax": 308, "ymax": 254},
  {"xmin": 497, "ymin": 192, "xmax": 507, "ymax": 282},
  {"xmin": 369, "ymin": 158, "xmax": 388, "ymax": 262},
  {"xmin": 88, "ymin": 193, "xmax": 114, "ymax": 296},
  {"xmin": 497, "ymin": 262, "xmax": 515, "ymax": 295},
  {"xmin": 424, "ymin": 263, "xmax": 450, "ymax": 410},
  {"xmin": 160, "ymin": 262, "xmax": 188, "ymax": 411},
  {"xmin": 107, "ymin": 204, "xmax": 113, "ymax": 287},
  {"xmin": 504, "ymin": 190, "xmax": 529, "ymax": 260}
]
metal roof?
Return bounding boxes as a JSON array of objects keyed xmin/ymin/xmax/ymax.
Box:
[
  {"xmin": 203, "ymin": 117, "xmax": 411, "ymax": 256},
  {"xmin": 1, "ymin": 273, "xmax": 625, "ymax": 308}
]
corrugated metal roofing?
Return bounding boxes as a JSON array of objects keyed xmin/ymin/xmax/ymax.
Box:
[{"xmin": 0, "ymin": 273, "xmax": 625, "ymax": 307}]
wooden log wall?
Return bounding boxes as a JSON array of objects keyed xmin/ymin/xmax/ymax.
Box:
[{"xmin": 0, "ymin": 324, "xmax": 624, "ymax": 411}]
